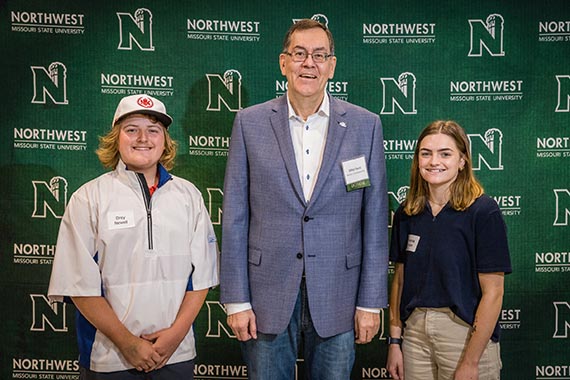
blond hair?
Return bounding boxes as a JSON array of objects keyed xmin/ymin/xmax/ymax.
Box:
[
  {"xmin": 96, "ymin": 114, "xmax": 178, "ymax": 171},
  {"xmin": 403, "ymin": 120, "xmax": 484, "ymax": 215}
]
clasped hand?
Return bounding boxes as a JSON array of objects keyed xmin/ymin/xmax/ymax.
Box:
[{"xmin": 121, "ymin": 326, "xmax": 183, "ymax": 372}]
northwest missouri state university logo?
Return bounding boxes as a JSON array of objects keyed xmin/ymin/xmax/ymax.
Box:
[
  {"xmin": 554, "ymin": 189, "xmax": 570, "ymax": 226},
  {"xmin": 10, "ymin": 10, "xmax": 85, "ymax": 34},
  {"xmin": 380, "ymin": 72, "xmax": 417, "ymax": 115},
  {"xmin": 206, "ymin": 69, "xmax": 242, "ymax": 112},
  {"xmin": 187, "ymin": 17, "xmax": 260, "ymax": 42},
  {"xmin": 555, "ymin": 75, "xmax": 570, "ymax": 112},
  {"xmin": 117, "ymin": 8, "xmax": 154, "ymax": 51},
  {"xmin": 100, "ymin": 72, "xmax": 175, "ymax": 97},
  {"xmin": 449, "ymin": 79, "xmax": 523, "ymax": 102},
  {"xmin": 31, "ymin": 177, "xmax": 68, "ymax": 219},
  {"xmin": 13, "ymin": 242, "xmax": 55, "ymax": 265},
  {"xmin": 188, "ymin": 134, "xmax": 230, "ymax": 158},
  {"xmin": 30, "ymin": 294, "xmax": 68, "ymax": 332},
  {"xmin": 31, "ymin": 62, "xmax": 68, "ymax": 105},
  {"xmin": 468, "ymin": 14, "xmax": 505, "ymax": 57},
  {"xmin": 538, "ymin": 20, "xmax": 570, "ymax": 42},
  {"xmin": 13, "ymin": 357, "xmax": 79, "ymax": 379},
  {"xmin": 553, "ymin": 302, "xmax": 570, "ymax": 338},
  {"xmin": 14, "ymin": 126, "xmax": 87, "ymax": 151},
  {"xmin": 362, "ymin": 20, "xmax": 436, "ymax": 45},
  {"xmin": 536, "ymin": 135, "xmax": 570, "ymax": 158},
  {"xmin": 191, "ymin": 70, "xmax": 240, "ymax": 157},
  {"xmin": 535, "ymin": 249, "xmax": 570, "ymax": 273},
  {"xmin": 468, "ymin": 128, "xmax": 504, "ymax": 170}
]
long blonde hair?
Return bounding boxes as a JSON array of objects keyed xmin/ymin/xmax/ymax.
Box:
[
  {"xmin": 95, "ymin": 114, "xmax": 178, "ymax": 171},
  {"xmin": 403, "ymin": 120, "xmax": 484, "ymax": 215}
]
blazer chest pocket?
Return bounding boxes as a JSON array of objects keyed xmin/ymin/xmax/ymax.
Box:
[
  {"xmin": 248, "ymin": 248, "xmax": 262, "ymax": 266},
  {"xmin": 346, "ymin": 252, "xmax": 362, "ymax": 269}
]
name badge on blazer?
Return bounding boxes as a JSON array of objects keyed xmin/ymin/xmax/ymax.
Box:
[{"xmin": 341, "ymin": 155, "xmax": 370, "ymax": 191}]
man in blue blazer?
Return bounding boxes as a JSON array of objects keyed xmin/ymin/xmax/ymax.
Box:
[{"xmin": 220, "ymin": 19, "xmax": 389, "ymax": 379}]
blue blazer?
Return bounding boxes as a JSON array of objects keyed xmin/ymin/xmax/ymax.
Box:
[{"xmin": 220, "ymin": 94, "xmax": 389, "ymax": 338}]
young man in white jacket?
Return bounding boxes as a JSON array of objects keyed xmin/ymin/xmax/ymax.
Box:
[{"xmin": 48, "ymin": 94, "xmax": 219, "ymax": 380}]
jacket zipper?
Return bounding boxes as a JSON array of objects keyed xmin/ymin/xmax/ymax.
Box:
[{"xmin": 135, "ymin": 173, "xmax": 153, "ymax": 250}]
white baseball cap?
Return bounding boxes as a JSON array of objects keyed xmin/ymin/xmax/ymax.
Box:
[{"xmin": 113, "ymin": 94, "xmax": 173, "ymax": 129}]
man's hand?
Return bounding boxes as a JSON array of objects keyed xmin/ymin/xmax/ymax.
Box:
[
  {"xmin": 227, "ymin": 309, "xmax": 258, "ymax": 341},
  {"xmin": 354, "ymin": 309, "xmax": 380, "ymax": 344}
]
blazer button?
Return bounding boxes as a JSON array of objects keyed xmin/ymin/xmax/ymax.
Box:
[
  {"xmin": 303, "ymin": 216, "xmax": 311, "ymax": 222},
  {"xmin": 296, "ymin": 252, "xmax": 303, "ymax": 259}
]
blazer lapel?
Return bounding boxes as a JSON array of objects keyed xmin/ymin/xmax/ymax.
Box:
[
  {"xmin": 270, "ymin": 97, "xmax": 306, "ymax": 204},
  {"xmin": 308, "ymin": 96, "xmax": 348, "ymax": 205}
]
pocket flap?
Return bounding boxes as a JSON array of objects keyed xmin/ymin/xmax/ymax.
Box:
[
  {"xmin": 248, "ymin": 248, "xmax": 262, "ymax": 266},
  {"xmin": 346, "ymin": 252, "xmax": 362, "ymax": 268}
]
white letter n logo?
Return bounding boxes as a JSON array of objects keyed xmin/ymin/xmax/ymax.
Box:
[
  {"xmin": 553, "ymin": 302, "xmax": 570, "ymax": 338},
  {"xmin": 117, "ymin": 8, "xmax": 154, "ymax": 51},
  {"xmin": 555, "ymin": 75, "xmax": 570, "ymax": 112},
  {"xmin": 468, "ymin": 14, "xmax": 505, "ymax": 57},
  {"xmin": 206, "ymin": 70, "xmax": 243, "ymax": 112},
  {"xmin": 31, "ymin": 62, "xmax": 68, "ymax": 105},
  {"xmin": 30, "ymin": 294, "xmax": 68, "ymax": 332},
  {"xmin": 553, "ymin": 189, "xmax": 570, "ymax": 226},
  {"xmin": 380, "ymin": 72, "xmax": 417, "ymax": 115}
]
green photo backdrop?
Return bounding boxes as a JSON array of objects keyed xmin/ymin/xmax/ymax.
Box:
[{"xmin": 1, "ymin": 0, "xmax": 569, "ymax": 379}]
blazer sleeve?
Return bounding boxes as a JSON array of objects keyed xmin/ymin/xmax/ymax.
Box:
[
  {"xmin": 219, "ymin": 111, "xmax": 251, "ymax": 304},
  {"xmin": 357, "ymin": 114, "xmax": 389, "ymax": 309}
]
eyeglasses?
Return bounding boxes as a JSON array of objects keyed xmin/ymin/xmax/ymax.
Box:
[{"xmin": 283, "ymin": 49, "xmax": 333, "ymax": 63}]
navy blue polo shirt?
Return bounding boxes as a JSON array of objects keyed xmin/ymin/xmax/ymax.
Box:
[{"xmin": 390, "ymin": 195, "xmax": 512, "ymax": 342}]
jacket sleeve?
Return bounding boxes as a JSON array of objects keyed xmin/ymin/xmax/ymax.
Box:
[
  {"xmin": 48, "ymin": 187, "xmax": 102, "ymax": 302},
  {"xmin": 188, "ymin": 195, "xmax": 220, "ymax": 291},
  {"xmin": 219, "ymin": 111, "xmax": 252, "ymax": 304},
  {"xmin": 357, "ymin": 114, "xmax": 389, "ymax": 309}
]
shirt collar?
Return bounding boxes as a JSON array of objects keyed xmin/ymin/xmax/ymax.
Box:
[{"xmin": 286, "ymin": 90, "xmax": 330, "ymax": 120}]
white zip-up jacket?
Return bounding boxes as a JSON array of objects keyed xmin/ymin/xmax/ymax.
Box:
[{"xmin": 48, "ymin": 160, "xmax": 219, "ymax": 372}]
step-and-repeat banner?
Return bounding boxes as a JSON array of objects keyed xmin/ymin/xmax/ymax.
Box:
[{"xmin": 1, "ymin": 0, "xmax": 569, "ymax": 379}]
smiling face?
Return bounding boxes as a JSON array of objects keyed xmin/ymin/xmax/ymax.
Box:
[
  {"xmin": 279, "ymin": 27, "xmax": 336, "ymax": 107},
  {"xmin": 118, "ymin": 114, "xmax": 166, "ymax": 181},
  {"xmin": 418, "ymin": 133, "xmax": 466, "ymax": 194}
]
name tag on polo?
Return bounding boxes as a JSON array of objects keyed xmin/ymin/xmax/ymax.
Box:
[
  {"xmin": 108, "ymin": 210, "xmax": 135, "ymax": 230},
  {"xmin": 406, "ymin": 234, "xmax": 420, "ymax": 252},
  {"xmin": 341, "ymin": 156, "xmax": 371, "ymax": 191}
]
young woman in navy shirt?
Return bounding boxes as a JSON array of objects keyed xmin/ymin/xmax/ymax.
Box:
[{"xmin": 386, "ymin": 120, "xmax": 511, "ymax": 380}]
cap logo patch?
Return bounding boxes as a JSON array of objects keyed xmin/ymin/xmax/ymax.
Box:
[{"xmin": 137, "ymin": 96, "xmax": 154, "ymax": 108}]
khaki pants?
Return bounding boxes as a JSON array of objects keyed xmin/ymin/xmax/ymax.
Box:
[{"xmin": 403, "ymin": 308, "xmax": 502, "ymax": 380}]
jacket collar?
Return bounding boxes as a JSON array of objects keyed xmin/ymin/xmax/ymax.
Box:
[
  {"xmin": 115, "ymin": 159, "xmax": 173, "ymax": 189},
  {"xmin": 270, "ymin": 94, "xmax": 348, "ymax": 207}
]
